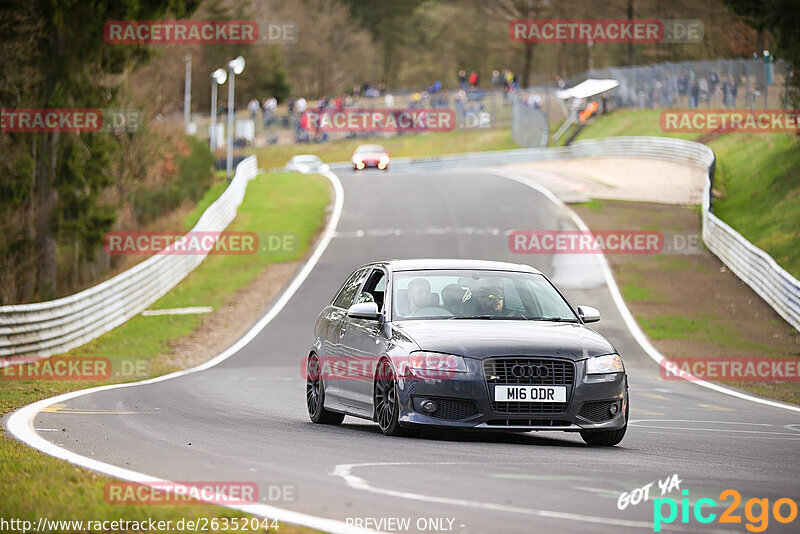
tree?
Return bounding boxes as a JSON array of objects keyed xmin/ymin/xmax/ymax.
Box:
[
  {"xmin": 341, "ymin": 0, "xmax": 425, "ymax": 86},
  {"xmin": 722, "ymin": 0, "xmax": 800, "ymax": 103},
  {"xmin": 0, "ymin": 0, "xmax": 202, "ymax": 302},
  {"xmin": 485, "ymin": 0, "xmax": 548, "ymax": 88}
]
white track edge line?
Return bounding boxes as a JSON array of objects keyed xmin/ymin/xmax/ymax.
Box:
[
  {"xmin": 490, "ymin": 168, "xmax": 800, "ymax": 414},
  {"xmin": 6, "ymin": 171, "xmax": 386, "ymax": 534}
]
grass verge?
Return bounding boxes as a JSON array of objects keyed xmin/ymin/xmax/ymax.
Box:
[{"xmin": 0, "ymin": 171, "xmax": 329, "ymax": 533}]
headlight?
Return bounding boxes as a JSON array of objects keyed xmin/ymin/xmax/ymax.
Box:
[
  {"xmin": 352, "ymin": 157, "xmax": 362, "ymax": 164},
  {"xmin": 379, "ymin": 155, "xmax": 390, "ymax": 164},
  {"xmin": 586, "ymin": 354, "xmax": 624, "ymax": 374},
  {"xmin": 409, "ymin": 351, "xmax": 468, "ymax": 373}
]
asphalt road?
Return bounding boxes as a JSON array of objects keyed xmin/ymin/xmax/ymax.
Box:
[{"xmin": 30, "ymin": 168, "xmax": 800, "ymax": 534}]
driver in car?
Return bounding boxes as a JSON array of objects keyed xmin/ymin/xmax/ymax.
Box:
[
  {"xmin": 408, "ymin": 278, "xmax": 432, "ymax": 314},
  {"xmin": 474, "ymin": 286, "xmax": 510, "ymax": 316}
]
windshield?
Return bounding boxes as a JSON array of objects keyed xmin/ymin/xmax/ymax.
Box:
[
  {"xmin": 356, "ymin": 145, "xmax": 384, "ymax": 153},
  {"xmin": 392, "ymin": 270, "xmax": 578, "ymax": 322}
]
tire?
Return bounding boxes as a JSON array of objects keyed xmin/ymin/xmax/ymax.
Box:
[
  {"xmin": 580, "ymin": 403, "xmax": 628, "ymax": 446},
  {"xmin": 306, "ymin": 354, "xmax": 345, "ymax": 425},
  {"xmin": 374, "ymin": 359, "xmax": 414, "ymax": 437}
]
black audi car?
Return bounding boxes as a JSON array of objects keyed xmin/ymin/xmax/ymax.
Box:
[{"xmin": 306, "ymin": 259, "xmax": 629, "ymax": 446}]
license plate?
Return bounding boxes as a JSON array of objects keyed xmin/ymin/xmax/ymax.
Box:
[{"xmin": 494, "ymin": 385, "xmax": 566, "ymax": 402}]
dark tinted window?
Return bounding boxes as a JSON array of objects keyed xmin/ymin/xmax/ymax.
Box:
[
  {"xmin": 359, "ymin": 269, "xmax": 387, "ymax": 311},
  {"xmin": 333, "ymin": 268, "xmax": 369, "ymax": 308}
]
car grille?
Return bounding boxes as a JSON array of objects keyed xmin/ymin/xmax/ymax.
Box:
[
  {"xmin": 484, "ymin": 358, "xmax": 574, "ymax": 385},
  {"xmin": 486, "ymin": 419, "xmax": 571, "ymax": 427},
  {"xmin": 427, "ymin": 397, "xmax": 479, "ymax": 420},
  {"xmin": 578, "ymin": 400, "xmax": 617, "ymax": 423},
  {"xmin": 485, "ymin": 358, "xmax": 574, "ymax": 415}
]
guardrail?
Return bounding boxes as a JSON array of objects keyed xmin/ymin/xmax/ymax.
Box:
[
  {"xmin": 333, "ymin": 137, "xmax": 798, "ymax": 331},
  {"xmin": 0, "ymin": 156, "xmax": 259, "ymax": 361}
]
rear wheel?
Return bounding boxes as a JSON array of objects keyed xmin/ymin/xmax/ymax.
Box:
[
  {"xmin": 580, "ymin": 403, "xmax": 628, "ymax": 446},
  {"xmin": 374, "ymin": 359, "xmax": 413, "ymax": 436},
  {"xmin": 306, "ymin": 354, "xmax": 344, "ymax": 425}
]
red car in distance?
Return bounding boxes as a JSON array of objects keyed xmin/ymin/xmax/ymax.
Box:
[{"xmin": 352, "ymin": 144, "xmax": 390, "ymax": 171}]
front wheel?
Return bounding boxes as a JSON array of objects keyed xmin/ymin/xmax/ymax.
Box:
[
  {"xmin": 374, "ymin": 359, "xmax": 413, "ymax": 436},
  {"xmin": 306, "ymin": 354, "xmax": 345, "ymax": 425},
  {"xmin": 580, "ymin": 403, "xmax": 628, "ymax": 446}
]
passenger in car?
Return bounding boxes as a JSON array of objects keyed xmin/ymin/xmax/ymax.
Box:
[
  {"xmin": 442, "ymin": 284, "xmax": 466, "ymax": 315},
  {"xmin": 407, "ymin": 278, "xmax": 433, "ymax": 314}
]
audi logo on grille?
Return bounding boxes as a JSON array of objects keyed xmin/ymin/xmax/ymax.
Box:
[{"xmin": 510, "ymin": 364, "xmax": 549, "ymax": 378}]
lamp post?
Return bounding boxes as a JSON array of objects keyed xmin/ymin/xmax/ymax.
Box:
[
  {"xmin": 210, "ymin": 68, "xmax": 227, "ymax": 152},
  {"xmin": 183, "ymin": 54, "xmax": 192, "ymax": 133},
  {"xmin": 226, "ymin": 56, "xmax": 246, "ymax": 179}
]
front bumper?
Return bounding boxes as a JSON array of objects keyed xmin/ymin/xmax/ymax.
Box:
[
  {"xmin": 353, "ymin": 159, "xmax": 389, "ymax": 169},
  {"xmin": 394, "ymin": 357, "xmax": 628, "ymax": 432}
]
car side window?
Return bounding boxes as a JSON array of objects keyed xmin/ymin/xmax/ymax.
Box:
[
  {"xmin": 360, "ymin": 269, "xmax": 387, "ymax": 312},
  {"xmin": 333, "ymin": 268, "xmax": 369, "ymax": 309}
]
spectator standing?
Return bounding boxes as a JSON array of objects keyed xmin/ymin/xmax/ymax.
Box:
[
  {"xmin": 262, "ymin": 96, "xmax": 277, "ymax": 126},
  {"xmin": 698, "ymin": 78, "xmax": 709, "ymax": 106},
  {"xmin": 709, "ymin": 71, "xmax": 719, "ymax": 101},
  {"xmin": 458, "ymin": 70, "xmax": 467, "ymax": 89},
  {"xmin": 689, "ymin": 80, "xmax": 699, "ymax": 109},
  {"xmin": 247, "ymin": 98, "xmax": 260, "ymax": 123},
  {"xmin": 468, "ymin": 71, "xmax": 479, "ymax": 88}
]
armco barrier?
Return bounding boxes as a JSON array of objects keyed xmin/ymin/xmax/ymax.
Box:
[
  {"xmin": 0, "ymin": 156, "xmax": 259, "ymax": 361},
  {"xmin": 333, "ymin": 137, "xmax": 798, "ymax": 331}
]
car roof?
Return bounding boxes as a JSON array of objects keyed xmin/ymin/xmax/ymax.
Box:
[
  {"xmin": 355, "ymin": 144, "xmax": 385, "ymax": 152},
  {"xmin": 362, "ymin": 259, "xmax": 542, "ymax": 274}
]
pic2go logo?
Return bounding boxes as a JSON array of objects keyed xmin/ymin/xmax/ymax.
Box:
[{"xmin": 653, "ymin": 489, "xmax": 798, "ymax": 533}]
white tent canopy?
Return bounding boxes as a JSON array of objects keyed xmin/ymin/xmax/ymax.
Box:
[{"xmin": 556, "ymin": 79, "xmax": 620, "ymax": 100}]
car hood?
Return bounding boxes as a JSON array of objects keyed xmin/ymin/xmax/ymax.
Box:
[{"xmin": 392, "ymin": 320, "xmax": 615, "ymax": 361}]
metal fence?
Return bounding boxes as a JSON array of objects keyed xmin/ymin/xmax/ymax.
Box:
[
  {"xmin": 512, "ymin": 97, "xmax": 549, "ymax": 148},
  {"xmin": 0, "ymin": 156, "xmax": 259, "ymax": 362},
  {"xmin": 571, "ymin": 57, "xmax": 791, "ymax": 111},
  {"xmin": 508, "ymin": 57, "xmax": 793, "ymax": 148}
]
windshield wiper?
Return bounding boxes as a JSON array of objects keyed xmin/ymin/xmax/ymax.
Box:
[
  {"xmin": 448, "ymin": 315, "xmax": 494, "ymax": 320},
  {"xmin": 534, "ymin": 317, "xmax": 579, "ymax": 323}
]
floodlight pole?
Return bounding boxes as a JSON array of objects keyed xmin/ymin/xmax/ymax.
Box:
[
  {"xmin": 226, "ymin": 70, "xmax": 235, "ymax": 179},
  {"xmin": 183, "ymin": 54, "xmax": 192, "ymax": 133},
  {"xmin": 210, "ymin": 79, "xmax": 218, "ymax": 151}
]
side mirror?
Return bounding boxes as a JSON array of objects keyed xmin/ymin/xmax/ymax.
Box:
[
  {"xmin": 577, "ymin": 305, "xmax": 600, "ymax": 323},
  {"xmin": 347, "ymin": 301, "xmax": 380, "ymax": 320}
]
